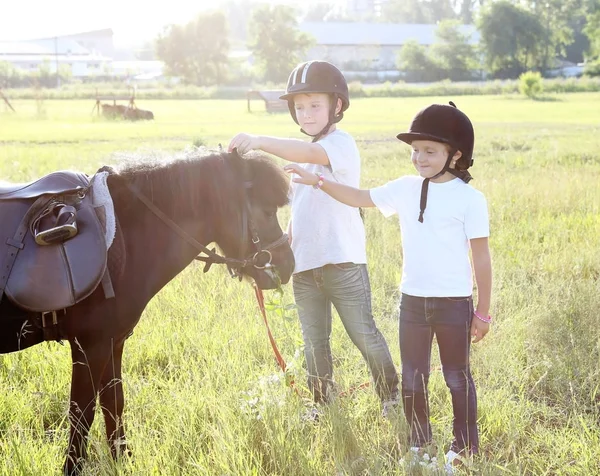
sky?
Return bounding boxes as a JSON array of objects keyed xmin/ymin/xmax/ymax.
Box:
[
  {"xmin": 1, "ymin": 1, "xmax": 221, "ymax": 45},
  {"xmin": 1, "ymin": 0, "xmax": 328, "ymax": 46}
]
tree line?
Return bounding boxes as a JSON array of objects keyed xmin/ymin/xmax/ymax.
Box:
[
  {"xmin": 1, "ymin": 1, "xmax": 599, "ymax": 88},
  {"xmin": 154, "ymin": 1, "xmax": 600, "ymax": 85}
]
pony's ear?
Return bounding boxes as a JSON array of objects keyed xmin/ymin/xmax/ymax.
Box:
[
  {"xmin": 229, "ymin": 147, "xmax": 244, "ymax": 165},
  {"xmin": 228, "ymin": 147, "xmax": 250, "ymax": 181}
]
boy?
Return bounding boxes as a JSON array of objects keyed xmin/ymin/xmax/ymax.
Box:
[{"xmin": 229, "ymin": 61, "xmax": 399, "ymax": 412}]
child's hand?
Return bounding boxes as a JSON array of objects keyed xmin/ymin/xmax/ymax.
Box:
[
  {"xmin": 284, "ymin": 164, "xmax": 319, "ymax": 186},
  {"xmin": 228, "ymin": 133, "xmax": 261, "ymax": 155},
  {"xmin": 470, "ymin": 317, "xmax": 490, "ymax": 343}
]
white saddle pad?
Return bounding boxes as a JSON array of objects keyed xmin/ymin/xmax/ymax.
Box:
[{"xmin": 90, "ymin": 171, "xmax": 116, "ymax": 249}]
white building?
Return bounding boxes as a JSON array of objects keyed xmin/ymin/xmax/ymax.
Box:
[
  {"xmin": 300, "ymin": 22, "xmax": 480, "ymax": 71},
  {"xmin": 0, "ymin": 32, "xmax": 113, "ymax": 78},
  {"xmin": 0, "ymin": 29, "xmax": 165, "ymax": 80}
]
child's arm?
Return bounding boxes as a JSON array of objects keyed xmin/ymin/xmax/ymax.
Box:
[
  {"xmin": 470, "ymin": 237, "xmax": 492, "ymax": 343},
  {"xmin": 284, "ymin": 164, "xmax": 375, "ymax": 208},
  {"xmin": 228, "ymin": 133, "xmax": 329, "ymax": 165}
]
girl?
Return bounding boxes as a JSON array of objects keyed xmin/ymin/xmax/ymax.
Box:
[{"xmin": 285, "ymin": 102, "xmax": 492, "ymax": 463}]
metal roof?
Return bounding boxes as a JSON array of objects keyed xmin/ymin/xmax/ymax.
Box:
[
  {"xmin": 0, "ymin": 38, "xmax": 90, "ymax": 56},
  {"xmin": 299, "ymin": 22, "xmax": 480, "ymax": 46}
]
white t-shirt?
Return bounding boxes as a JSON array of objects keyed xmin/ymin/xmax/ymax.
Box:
[
  {"xmin": 370, "ymin": 175, "xmax": 489, "ymax": 297},
  {"xmin": 289, "ymin": 129, "xmax": 367, "ymax": 274}
]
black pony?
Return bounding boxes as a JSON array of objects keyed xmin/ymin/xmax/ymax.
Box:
[{"xmin": 0, "ymin": 148, "xmax": 295, "ymax": 474}]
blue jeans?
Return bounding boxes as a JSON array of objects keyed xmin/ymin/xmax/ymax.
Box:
[
  {"xmin": 399, "ymin": 293, "xmax": 479, "ymax": 454},
  {"xmin": 292, "ymin": 263, "xmax": 399, "ymax": 403}
]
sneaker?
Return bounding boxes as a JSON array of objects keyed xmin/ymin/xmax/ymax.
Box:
[
  {"xmin": 381, "ymin": 397, "xmax": 400, "ymax": 418},
  {"xmin": 301, "ymin": 406, "xmax": 321, "ymax": 423},
  {"xmin": 399, "ymin": 447, "xmax": 438, "ymax": 472},
  {"xmin": 444, "ymin": 450, "xmax": 466, "ymax": 474}
]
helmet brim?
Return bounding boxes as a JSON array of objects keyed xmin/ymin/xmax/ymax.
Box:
[
  {"xmin": 396, "ymin": 132, "xmax": 453, "ymax": 146},
  {"xmin": 280, "ymin": 84, "xmax": 333, "ymax": 100}
]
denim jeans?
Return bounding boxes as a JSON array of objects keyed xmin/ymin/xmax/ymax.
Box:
[
  {"xmin": 399, "ymin": 293, "xmax": 478, "ymax": 454},
  {"xmin": 292, "ymin": 263, "xmax": 399, "ymax": 403}
]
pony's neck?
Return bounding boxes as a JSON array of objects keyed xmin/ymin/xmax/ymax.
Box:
[
  {"xmin": 111, "ymin": 155, "xmax": 239, "ymax": 304},
  {"xmin": 116, "ymin": 200, "xmax": 212, "ymax": 304}
]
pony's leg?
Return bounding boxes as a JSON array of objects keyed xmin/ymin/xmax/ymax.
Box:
[
  {"xmin": 99, "ymin": 337, "xmax": 130, "ymax": 459},
  {"xmin": 64, "ymin": 339, "xmax": 112, "ymax": 476}
]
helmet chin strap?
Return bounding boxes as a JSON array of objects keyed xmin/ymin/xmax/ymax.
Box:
[{"xmin": 417, "ymin": 149, "xmax": 473, "ymax": 223}]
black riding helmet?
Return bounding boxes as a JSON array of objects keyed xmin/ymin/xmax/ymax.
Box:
[
  {"xmin": 397, "ymin": 101, "xmax": 474, "ymax": 171},
  {"xmin": 397, "ymin": 102, "xmax": 475, "ymax": 222},
  {"xmin": 280, "ymin": 61, "xmax": 349, "ymax": 141}
]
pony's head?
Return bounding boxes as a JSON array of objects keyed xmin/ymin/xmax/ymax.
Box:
[
  {"xmin": 213, "ymin": 148, "xmax": 294, "ymax": 289},
  {"xmin": 107, "ymin": 147, "xmax": 294, "ymax": 289}
]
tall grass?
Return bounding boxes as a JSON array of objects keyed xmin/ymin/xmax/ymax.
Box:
[{"xmin": 0, "ymin": 94, "xmax": 599, "ymax": 475}]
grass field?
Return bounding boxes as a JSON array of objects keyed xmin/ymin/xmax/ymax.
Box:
[{"xmin": 0, "ymin": 94, "xmax": 599, "ymax": 475}]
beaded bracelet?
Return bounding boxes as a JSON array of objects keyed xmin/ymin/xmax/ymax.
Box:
[
  {"xmin": 313, "ymin": 173, "xmax": 325, "ymax": 190},
  {"xmin": 473, "ymin": 310, "xmax": 492, "ymax": 323}
]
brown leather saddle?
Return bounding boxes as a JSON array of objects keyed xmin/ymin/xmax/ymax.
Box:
[{"xmin": 0, "ymin": 171, "xmax": 113, "ymax": 321}]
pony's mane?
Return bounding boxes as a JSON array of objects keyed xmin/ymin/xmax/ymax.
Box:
[{"xmin": 106, "ymin": 147, "xmax": 289, "ymax": 222}]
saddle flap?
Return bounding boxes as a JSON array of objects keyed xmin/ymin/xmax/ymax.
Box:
[{"xmin": 3, "ymin": 201, "xmax": 108, "ymax": 312}]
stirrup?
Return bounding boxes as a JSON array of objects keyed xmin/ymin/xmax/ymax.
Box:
[
  {"xmin": 35, "ymin": 222, "xmax": 78, "ymax": 245},
  {"xmin": 34, "ymin": 204, "xmax": 78, "ymax": 245}
]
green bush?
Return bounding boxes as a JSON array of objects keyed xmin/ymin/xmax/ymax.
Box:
[
  {"xmin": 4, "ymin": 76, "xmax": 600, "ymax": 100},
  {"xmin": 519, "ymin": 71, "xmax": 544, "ymax": 98},
  {"xmin": 584, "ymin": 59, "xmax": 600, "ymax": 77}
]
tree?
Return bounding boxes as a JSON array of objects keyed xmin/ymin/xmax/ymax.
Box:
[
  {"xmin": 382, "ymin": 0, "xmax": 456, "ymax": 23},
  {"xmin": 302, "ymin": 2, "xmax": 336, "ymax": 21},
  {"xmin": 0, "ymin": 61, "xmax": 24, "ymax": 88},
  {"xmin": 155, "ymin": 11, "xmax": 229, "ymax": 86},
  {"xmin": 58, "ymin": 64, "xmax": 73, "ymax": 84},
  {"xmin": 397, "ymin": 39, "xmax": 440, "ymax": 82},
  {"xmin": 430, "ymin": 20, "xmax": 478, "ymax": 80},
  {"xmin": 248, "ymin": 5, "xmax": 313, "ymax": 83},
  {"xmin": 34, "ymin": 60, "xmax": 57, "ymax": 87},
  {"xmin": 397, "ymin": 21, "xmax": 479, "ymax": 82},
  {"xmin": 459, "ymin": 0, "xmax": 477, "ymax": 24},
  {"xmin": 221, "ymin": 1, "xmax": 260, "ymax": 45},
  {"xmin": 584, "ymin": 10, "xmax": 600, "ymax": 59},
  {"xmin": 383, "ymin": 0, "xmax": 429, "ymax": 23},
  {"xmin": 564, "ymin": 15, "xmax": 591, "ymax": 64},
  {"xmin": 478, "ymin": 1, "xmax": 546, "ymax": 78},
  {"xmin": 583, "ymin": 8, "xmax": 600, "ymax": 75}
]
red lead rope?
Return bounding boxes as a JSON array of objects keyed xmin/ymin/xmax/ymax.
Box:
[
  {"xmin": 253, "ymin": 285, "xmax": 302, "ymax": 396},
  {"xmin": 253, "ymin": 285, "xmax": 371, "ymax": 399}
]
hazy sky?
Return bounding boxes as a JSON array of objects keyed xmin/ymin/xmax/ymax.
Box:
[
  {"xmin": 1, "ymin": 0, "xmax": 326, "ymax": 46},
  {"xmin": 2, "ymin": 1, "xmax": 219, "ymax": 45}
]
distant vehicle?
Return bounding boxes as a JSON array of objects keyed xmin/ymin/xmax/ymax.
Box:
[{"xmin": 547, "ymin": 64, "xmax": 584, "ymax": 78}]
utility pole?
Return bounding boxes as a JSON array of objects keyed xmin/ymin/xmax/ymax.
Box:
[
  {"xmin": 55, "ymin": 36, "xmax": 60, "ymax": 88},
  {"xmin": 542, "ymin": 2, "xmax": 551, "ymax": 75}
]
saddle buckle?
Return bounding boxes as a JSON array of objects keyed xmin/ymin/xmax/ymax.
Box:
[{"xmin": 41, "ymin": 309, "xmax": 64, "ymax": 327}]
